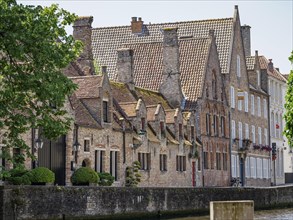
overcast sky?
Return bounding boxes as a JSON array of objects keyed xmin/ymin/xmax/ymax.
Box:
[{"xmin": 18, "ymin": 0, "xmax": 293, "ymax": 74}]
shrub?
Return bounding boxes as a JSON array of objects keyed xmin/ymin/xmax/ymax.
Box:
[
  {"xmin": 30, "ymin": 167, "xmax": 55, "ymax": 184},
  {"xmin": 6, "ymin": 167, "xmax": 32, "ymax": 185},
  {"xmin": 71, "ymin": 167, "xmax": 99, "ymax": 185},
  {"xmin": 98, "ymin": 172, "xmax": 114, "ymax": 186},
  {"xmin": 125, "ymin": 161, "xmax": 141, "ymax": 187}
]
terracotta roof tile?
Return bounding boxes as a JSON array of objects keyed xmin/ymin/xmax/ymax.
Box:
[
  {"xmin": 110, "ymin": 81, "xmax": 137, "ymax": 103},
  {"xmin": 124, "ymin": 37, "xmax": 210, "ymax": 103},
  {"xmin": 246, "ymin": 56, "xmax": 255, "ymax": 70},
  {"xmin": 92, "ymin": 18, "xmax": 234, "ymax": 79},
  {"xmin": 258, "ymin": 56, "xmax": 287, "ymax": 82},
  {"xmin": 70, "ymin": 75, "xmax": 103, "ymax": 99},
  {"xmin": 119, "ymin": 102, "xmax": 137, "ymax": 117}
]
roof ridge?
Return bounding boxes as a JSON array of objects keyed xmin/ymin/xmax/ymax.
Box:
[{"xmin": 92, "ymin": 17, "xmax": 234, "ymax": 30}]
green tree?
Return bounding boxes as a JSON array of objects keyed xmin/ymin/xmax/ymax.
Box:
[
  {"xmin": 284, "ymin": 51, "xmax": 293, "ymax": 146},
  {"xmin": 0, "ymin": 0, "xmax": 82, "ymax": 168}
]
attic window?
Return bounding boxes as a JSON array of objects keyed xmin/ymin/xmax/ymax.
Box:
[
  {"xmin": 179, "ymin": 35, "xmax": 193, "ymax": 39},
  {"xmin": 191, "ymin": 126, "xmax": 195, "ymax": 140},
  {"xmin": 103, "ymin": 101, "xmax": 109, "ymax": 123},
  {"xmin": 141, "ymin": 117, "xmax": 146, "ymax": 131},
  {"xmin": 179, "ymin": 123, "xmax": 183, "ymax": 139},
  {"xmin": 160, "ymin": 121, "xmax": 165, "ymax": 138}
]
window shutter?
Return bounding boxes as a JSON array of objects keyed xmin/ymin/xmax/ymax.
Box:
[
  {"xmin": 244, "ymin": 92, "xmax": 248, "ymax": 112},
  {"xmin": 251, "ymin": 95, "xmax": 255, "ymax": 115}
]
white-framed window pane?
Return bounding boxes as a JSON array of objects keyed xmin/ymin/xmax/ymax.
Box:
[
  {"xmin": 264, "ymin": 99, "xmax": 267, "ymax": 118},
  {"xmin": 258, "ymin": 127, "xmax": 262, "ymax": 145},
  {"xmin": 264, "ymin": 128, "xmax": 268, "ymax": 145},
  {"xmin": 257, "ymin": 70, "xmax": 261, "ymax": 86},
  {"xmin": 232, "ymin": 120, "xmax": 236, "ymax": 139},
  {"xmin": 257, "ymin": 97, "xmax": 261, "ymax": 117},
  {"xmin": 252, "ymin": 125, "xmax": 255, "ymax": 144},
  {"xmin": 250, "ymin": 157, "xmax": 256, "ymax": 178},
  {"xmin": 244, "ymin": 92, "xmax": 248, "ymax": 112},
  {"xmin": 251, "ymin": 95, "xmax": 255, "ymax": 115},
  {"xmin": 246, "ymin": 156, "xmax": 250, "ymax": 178},
  {"xmin": 245, "ymin": 123, "xmax": 249, "ymax": 139},
  {"xmin": 232, "ymin": 155, "xmax": 236, "ymax": 177},
  {"xmin": 257, "ymin": 158, "xmax": 262, "ymax": 179},
  {"xmin": 231, "ymin": 86, "xmax": 235, "ymax": 108},
  {"xmin": 239, "ymin": 122, "xmax": 243, "ymax": 147}
]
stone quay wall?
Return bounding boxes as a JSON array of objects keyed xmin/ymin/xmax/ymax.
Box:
[{"xmin": 2, "ymin": 185, "xmax": 293, "ymax": 220}]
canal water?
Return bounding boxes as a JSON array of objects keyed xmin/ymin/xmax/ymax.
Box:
[{"xmin": 167, "ymin": 208, "xmax": 293, "ymax": 220}]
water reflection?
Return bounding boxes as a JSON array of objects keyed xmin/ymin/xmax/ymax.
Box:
[{"xmin": 167, "ymin": 208, "xmax": 293, "ymax": 220}]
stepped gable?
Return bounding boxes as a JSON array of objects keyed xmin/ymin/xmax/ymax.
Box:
[
  {"xmin": 123, "ymin": 37, "xmax": 210, "ymax": 104},
  {"xmin": 92, "ymin": 17, "xmax": 233, "ymax": 79}
]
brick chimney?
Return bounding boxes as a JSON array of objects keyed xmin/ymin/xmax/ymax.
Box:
[
  {"xmin": 73, "ymin": 16, "xmax": 95, "ymax": 75},
  {"xmin": 117, "ymin": 48, "xmax": 135, "ymax": 90},
  {"xmin": 159, "ymin": 27, "xmax": 183, "ymax": 108},
  {"xmin": 131, "ymin": 17, "xmax": 143, "ymax": 34},
  {"xmin": 268, "ymin": 59, "xmax": 274, "ymax": 72},
  {"xmin": 241, "ymin": 25, "xmax": 251, "ymax": 57}
]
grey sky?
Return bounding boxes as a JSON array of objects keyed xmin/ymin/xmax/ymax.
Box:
[{"xmin": 18, "ymin": 0, "xmax": 293, "ymax": 74}]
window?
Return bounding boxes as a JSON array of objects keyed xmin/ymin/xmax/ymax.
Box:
[
  {"xmin": 237, "ymin": 55, "xmax": 241, "ymax": 77},
  {"xmin": 206, "ymin": 113, "xmax": 210, "ymax": 135},
  {"xmin": 231, "ymin": 155, "xmax": 238, "ymax": 177},
  {"xmin": 160, "ymin": 154, "xmax": 167, "ymax": 171},
  {"xmin": 103, "ymin": 101, "xmax": 109, "ymax": 123},
  {"xmin": 238, "ymin": 122, "xmax": 243, "ymax": 148},
  {"xmin": 258, "ymin": 127, "xmax": 262, "ymax": 145},
  {"xmin": 264, "ymin": 128, "xmax": 268, "ymax": 145},
  {"xmin": 257, "ymin": 70, "xmax": 261, "ymax": 86},
  {"xmin": 210, "ymin": 150, "xmax": 214, "ymax": 169},
  {"xmin": 84, "ymin": 139, "xmax": 90, "ymax": 152},
  {"xmin": 238, "ymin": 98, "xmax": 242, "ymax": 111},
  {"xmin": 220, "ymin": 116, "xmax": 225, "ymax": 137},
  {"xmin": 176, "ymin": 155, "xmax": 186, "ymax": 171},
  {"xmin": 257, "ymin": 97, "xmax": 261, "ymax": 117},
  {"xmin": 191, "ymin": 126, "xmax": 195, "ymax": 140},
  {"xmin": 271, "ymin": 112, "xmax": 275, "ymax": 138},
  {"xmin": 231, "ymin": 120, "xmax": 236, "ymax": 139},
  {"xmin": 245, "ymin": 156, "xmax": 250, "ymax": 178},
  {"xmin": 263, "ymin": 99, "xmax": 267, "ymax": 118},
  {"xmin": 138, "ymin": 152, "xmax": 150, "ymax": 170},
  {"xmin": 13, "ymin": 148, "xmax": 21, "ymax": 168},
  {"xmin": 278, "ymin": 114, "xmax": 282, "ymax": 138},
  {"xmin": 160, "ymin": 121, "xmax": 165, "ymax": 138},
  {"xmin": 212, "ymin": 71, "xmax": 217, "ymax": 99},
  {"xmin": 216, "ymin": 152, "xmax": 221, "ymax": 170},
  {"xmin": 250, "ymin": 157, "xmax": 256, "ymax": 178},
  {"xmin": 213, "ymin": 115, "xmax": 218, "ymax": 136},
  {"xmin": 263, "ymin": 158, "xmax": 268, "ymax": 179},
  {"xmin": 95, "ymin": 150, "xmax": 105, "ymax": 173},
  {"xmin": 198, "ymin": 156, "xmax": 201, "ymax": 171},
  {"xmin": 230, "ymin": 86, "xmax": 235, "ymax": 108},
  {"xmin": 257, "ymin": 158, "xmax": 262, "ymax": 179},
  {"xmin": 179, "ymin": 123, "xmax": 183, "ymax": 139},
  {"xmin": 251, "ymin": 95, "xmax": 255, "ymax": 115},
  {"xmin": 252, "ymin": 125, "xmax": 255, "ymax": 144},
  {"xmin": 141, "ymin": 117, "xmax": 146, "ymax": 131},
  {"xmin": 245, "ymin": 123, "xmax": 249, "ymax": 139},
  {"xmin": 223, "ymin": 153, "xmax": 228, "ymax": 171},
  {"xmin": 244, "ymin": 92, "xmax": 248, "ymax": 112},
  {"xmin": 203, "ymin": 151, "xmax": 209, "ymax": 169},
  {"xmin": 110, "ymin": 151, "xmax": 119, "ymax": 181},
  {"xmin": 275, "ymin": 113, "xmax": 279, "ymax": 138}
]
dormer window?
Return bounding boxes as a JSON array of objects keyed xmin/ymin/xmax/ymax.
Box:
[
  {"xmin": 179, "ymin": 123, "xmax": 183, "ymax": 139},
  {"xmin": 160, "ymin": 121, "xmax": 165, "ymax": 138},
  {"xmin": 103, "ymin": 100, "xmax": 109, "ymax": 123},
  {"xmin": 191, "ymin": 126, "xmax": 195, "ymax": 140},
  {"xmin": 141, "ymin": 117, "xmax": 146, "ymax": 131}
]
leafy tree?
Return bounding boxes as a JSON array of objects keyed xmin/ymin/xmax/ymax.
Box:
[
  {"xmin": 0, "ymin": 0, "xmax": 82, "ymax": 168},
  {"xmin": 284, "ymin": 51, "xmax": 293, "ymax": 146}
]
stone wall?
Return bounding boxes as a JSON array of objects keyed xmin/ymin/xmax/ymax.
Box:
[{"xmin": 2, "ymin": 185, "xmax": 293, "ymax": 220}]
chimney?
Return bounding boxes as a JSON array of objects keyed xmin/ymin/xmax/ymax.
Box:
[
  {"xmin": 268, "ymin": 59, "xmax": 274, "ymax": 72},
  {"xmin": 117, "ymin": 48, "xmax": 135, "ymax": 90},
  {"xmin": 159, "ymin": 27, "xmax": 183, "ymax": 108},
  {"xmin": 131, "ymin": 17, "xmax": 143, "ymax": 34},
  {"xmin": 241, "ymin": 25, "xmax": 251, "ymax": 57},
  {"xmin": 73, "ymin": 16, "xmax": 95, "ymax": 75}
]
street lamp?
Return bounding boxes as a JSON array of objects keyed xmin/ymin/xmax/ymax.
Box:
[{"xmin": 35, "ymin": 136, "xmax": 44, "ymax": 150}]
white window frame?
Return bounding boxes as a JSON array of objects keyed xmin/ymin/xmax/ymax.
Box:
[
  {"xmin": 257, "ymin": 97, "xmax": 261, "ymax": 117},
  {"xmin": 264, "ymin": 128, "xmax": 268, "ymax": 145},
  {"xmin": 264, "ymin": 99, "xmax": 267, "ymax": 118},
  {"xmin": 232, "ymin": 155, "xmax": 236, "ymax": 177},
  {"xmin": 245, "ymin": 156, "xmax": 250, "ymax": 178},
  {"xmin": 250, "ymin": 157, "xmax": 256, "ymax": 178},
  {"xmin": 232, "ymin": 120, "xmax": 236, "ymax": 139},
  {"xmin": 244, "ymin": 92, "xmax": 248, "ymax": 112},
  {"xmin": 231, "ymin": 86, "xmax": 235, "ymax": 108},
  {"xmin": 257, "ymin": 158, "xmax": 263, "ymax": 179},
  {"xmin": 238, "ymin": 98, "xmax": 242, "ymax": 111},
  {"xmin": 239, "ymin": 122, "xmax": 243, "ymax": 148},
  {"xmin": 251, "ymin": 95, "xmax": 255, "ymax": 115},
  {"xmin": 257, "ymin": 70, "xmax": 261, "ymax": 86},
  {"xmin": 245, "ymin": 123, "xmax": 249, "ymax": 139},
  {"xmin": 252, "ymin": 125, "xmax": 255, "ymax": 144},
  {"xmin": 237, "ymin": 55, "xmax": 241, "ymax": 77},
  {"xmin": 258, "ymin": 127, "xmax": 262, "ymax": 145}
]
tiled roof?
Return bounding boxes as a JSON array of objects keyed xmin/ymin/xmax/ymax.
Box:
[
  {"xmin": 246, "ymin": 56, "xmax": 255, "ymax": 70},
  {"xmin": 119, "ymin": 102, "xmax": 137, "ymax": 117},
  {"xmin": 70, "ymin": 75, "xmax": 103, "ymax": 99},
  {"xmin": 69, "ymin": 94, "xmax": 101, "ymax": 128},
  {"xmin": 258, "ymin": 56, "xmax": 287, "ymax": 82},
  {"xmin": 92, "ymin": 18, "xmax": 234, "ymax": 78},
  {"xmin": 146, "ymin": 105, "xmax": 157, "ymax": 121},
  {"xmin": 110, "ymin": 81, "xmax": 137, "ymax": 103},
  {"xmin": 135, "ymin": 87, "xmax": 171, "ymax": 109},
  {"xmin": 124, "ymin": 37, "xmax": 210, "ymax": 103},
  {"xmin": 283, "ymin": 74, "xmax": 290, "ymax": 80}
]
